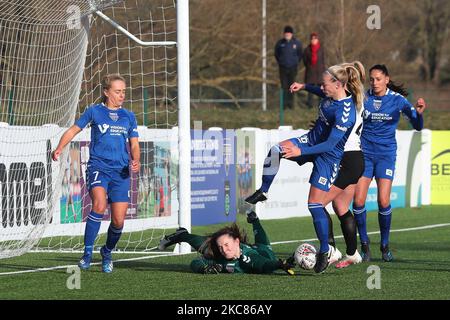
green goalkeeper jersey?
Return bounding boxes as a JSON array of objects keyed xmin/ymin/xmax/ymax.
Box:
[{"xmin": 190, "ymin": 243, "xmax": 280, "ymax": 274}]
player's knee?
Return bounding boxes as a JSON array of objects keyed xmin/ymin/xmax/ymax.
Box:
[
  {"xmin": 92, "ymin": 201, "xmax": 107, "ymax": 214},
  {"xmin": 353, "ymin": 197, "xmax": 365, "ymax": 208},
  {"xmin": 332, "ymin": 202, "xmax": 347, "ymax": 216},
  {"xmin": 378, "ymin": 198, "xmax": 390, "ymax": 209},
  {"xmin": 269, "ymin": 144, "xmax": 282, "ymax": 157},
  {"xmin": 111, "ymin": 217, "xmax": 124, "ymax": 229},
  {"xmin": 264, "ymin": 145, "xmax": 282, "ymax": 171}
]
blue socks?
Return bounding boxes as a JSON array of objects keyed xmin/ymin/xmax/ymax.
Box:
[
  {"xmin": 354, "ymin": 204, "xmax": 393, "ymax": 246},
  {"xmin": 308, "ymin": 203, "xmax": 330, "ymax": 254},
  {"xmin": 353, "ymin": 205, "xmax": 369, "ymax": 244},
  {"xmin": 378, "ymin": 205, "xmax": 392, "ymax": 247},
  {"xmin": 83, "ymin": 211, "xmax": 124, "ymax": 255},
  {"xmin": 104, "ymin": 224, "xmax": 123, "ymax": 253},
  {"xmin": 84, "ymin": 211, "xmax": 103, "ymax": 254},
  {"xmin": 261, "ymin": 145, "xmax": 283, "ymax": 192}
]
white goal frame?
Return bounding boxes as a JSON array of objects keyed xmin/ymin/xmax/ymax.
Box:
[{"xmin": 93, "ymin": 1, "xmax": 192, "ymax": 254}]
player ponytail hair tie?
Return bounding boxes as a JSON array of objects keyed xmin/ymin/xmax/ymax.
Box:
[{"xmin": 326, "ymin": 69, "xmax": 344, "ymax": 85}]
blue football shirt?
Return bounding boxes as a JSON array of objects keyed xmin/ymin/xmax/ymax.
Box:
[
  {"xmin": 302, "ymin": 85, "xmax": 357, "ymax": 160},
  {"xmin": 75, "ymin": 103, "xmax": 139, "ymax": 170},
  {"xmin": 361, "ymin": 89, "xmax": 423, "ymax": 155}
]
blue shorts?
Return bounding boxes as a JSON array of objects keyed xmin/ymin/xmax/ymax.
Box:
[
  {"xmin": 362, "ymin": 153, "xmax": 396, "ymax": 180},
  {"xmin": 86, "ymin": 165, "xmax": 130, "ymax": 203},
  {"xmin": 286, "ymin": 136, "xmax": 341, "ymax": 192}
]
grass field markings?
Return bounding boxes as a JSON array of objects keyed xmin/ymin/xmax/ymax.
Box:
[
  {"xmin": 270, "ymin": 223, "xmax": 450, "ymax": 245},
  {"xmin": 0, "ymin": 251, "xmax": 179, "ymax": 276},
  {"xmin": 27, "ymin": 249, "xmax": 170, "ymax": 255},
  {"xmin": 1, "ymin": 222, "xmax": 449, "ymax": 277}
]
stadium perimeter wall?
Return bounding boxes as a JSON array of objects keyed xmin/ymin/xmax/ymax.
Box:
[{"xmin": 1, "ymin": 126, "xmax": 444, "ymax": 238}]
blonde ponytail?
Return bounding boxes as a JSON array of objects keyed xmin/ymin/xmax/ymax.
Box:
[
  {"xmin": 338, "ymin": 61, "xmax": 365, "ymax": 112},
  {"xmin": 327, "ymin": 62, "xmax": 365, "ymax": 112}
]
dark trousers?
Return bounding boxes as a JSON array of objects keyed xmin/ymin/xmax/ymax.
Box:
[{"xmin": 279, "ymin": 66, "xmax": 298, "ymax": 109}]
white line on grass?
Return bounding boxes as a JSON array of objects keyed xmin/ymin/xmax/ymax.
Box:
[
  {"xmin": 1, "ymin": 222, "xmax": 449, "ymax": 276},
  {"xmin": 0, "ymin": 251, "xmax": 175, "ymax": 276},
  {"xmin": 271, "ymin": 223, "xmax": 450, "ymax": 245}
]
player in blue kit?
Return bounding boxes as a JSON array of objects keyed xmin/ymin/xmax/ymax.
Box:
[
  {"xmin": 246, "ymin": 63, "xmax": 365, "ymax": 273},
  {"xmin": 52, "ymin": 74, "xmax": 140, "ymax": 273},
  {"xmin": 352, "ymin": 65, "xmax": 427, "ymax": 262},
  {"xmin": 290, "ymin": 61, "xmax": 367, "ymax": 269}
]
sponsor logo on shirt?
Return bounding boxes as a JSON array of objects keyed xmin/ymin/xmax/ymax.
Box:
[
  {"xmin": 321, "ymin": 99, "xmax": 332, "ymax": 109},
  {"xmin": 226, "ymin": 263, "xmax": 235, "ymax": 273},
  {"xmin": 373, "ymin": 99, "xmax": 382, "ymax": 111},
  {"xmin": 98, "ymin": 124, "xmax": 110, "ymax": 133},
  {"xmin": 370, "ymin": 113, "xmax": 393, "ymax": 122},
  {"xmin": 98, "ymin": 123, "xmax": 127, "ymax": 136},
  {"xmin": 110, "ymin": 125, "xmax": 128, "ymax": 136},
  {"xmin": 109, "ymin": 112, "xmax": 119, "ymax": 121},
  {"xmin": 336, "ymin": 124, "xmax": 348, "ymax": 132}
]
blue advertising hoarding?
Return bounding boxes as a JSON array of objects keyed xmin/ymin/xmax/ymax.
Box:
[{"xmin": 191, "ymin": 129, "xmax": 237, "ymax": 226}]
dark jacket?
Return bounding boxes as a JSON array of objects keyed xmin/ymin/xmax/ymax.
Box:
[
  {"xmin": 303, "ymin": 44, "xmax": 326, "ymax": 84},
  {"xmin": 275, "ymin": 38, "xmax": 303, "ymax": 69}
]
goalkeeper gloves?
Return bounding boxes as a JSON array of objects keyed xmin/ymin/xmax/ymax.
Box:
[
  {"xmin": 278, "ymin": 255, "xmax": 296, "ymax": 276},
  {"xmin": 202, "ymin": 263, "xmax": 223, "ymax": 274}
]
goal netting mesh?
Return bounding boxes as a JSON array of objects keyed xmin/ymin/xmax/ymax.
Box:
[{"xmin": 0, "ymin": 0, "xmax": 180, "ymax": 259}]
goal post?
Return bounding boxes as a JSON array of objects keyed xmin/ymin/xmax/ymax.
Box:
[
  {"xmin": 176, "ymin": 0, "xmax": 191, "ymax": 255},
  {"xmin": 92, "ymin": 0, "xmax": 191, "ymax": 254},
  {"xmin": 0, "ymin": 0, "xmax": 191, "ymax": 258}
]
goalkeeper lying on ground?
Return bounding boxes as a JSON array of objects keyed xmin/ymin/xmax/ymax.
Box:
[{"xmin": 158, "ymin": 211, "xmax": 296, "ymax": 275}]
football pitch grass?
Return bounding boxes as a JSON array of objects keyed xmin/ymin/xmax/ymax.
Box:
[{"xmin": 0, "ymin": 205, "xmax": 449, "ymax": 300}]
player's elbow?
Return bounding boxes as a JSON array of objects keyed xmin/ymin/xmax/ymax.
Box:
[
  {"xmin": 323, "ymin": 140, "xmax": 339, "ymax": 153},
  {"xmin": 189, "ymin": 260, "xmax": 199, "ymax": 273},
  {"xmin": 190, "ymin": 259, "xmax": 205, "ymax": 274}
]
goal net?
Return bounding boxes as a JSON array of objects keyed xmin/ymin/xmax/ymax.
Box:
[{"xmin": 0, "ymin": 0, "xmax": 190, "ymax": 259}]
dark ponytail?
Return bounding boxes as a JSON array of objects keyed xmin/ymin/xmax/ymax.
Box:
[{"xmin": 369, "ymin": 64, "xmax": 408, "ymax": 97}]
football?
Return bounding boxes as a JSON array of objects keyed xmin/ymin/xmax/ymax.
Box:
[{"xmin": 294, "ymin": 243, "xmax": 317, "ymax": 270}]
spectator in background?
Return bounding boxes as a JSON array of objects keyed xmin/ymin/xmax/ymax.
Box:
[
  {"xmin": 275, "ymin": 25, "xmax": 303, "ymax": 109},
  {"xmin": 303, "ymin": 32, "xmax": 326, "ymax": 108}
]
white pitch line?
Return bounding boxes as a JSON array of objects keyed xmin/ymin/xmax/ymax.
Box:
[
  {"xmin": 1, "ymin": 222, "xmax": 450, "ymax": 276},
  {"xmin": 271, "ymin": 223, "xmax": 450, "ymax": 245},
  {"xmin": 0, "ymin": 252, "xmax": 183, "ymax": 276},
  {"xmin": 27, "ymin": 248, "xmax": 169, "ymax": 255}
]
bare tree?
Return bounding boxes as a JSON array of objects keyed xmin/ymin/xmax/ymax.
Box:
[{"xmin": 416, "ymin": 0, "xmax": 450, "ymax": 84}]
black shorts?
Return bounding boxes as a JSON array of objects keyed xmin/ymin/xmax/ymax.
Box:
[{"xmin": 333, "ymin": 150, "xmax": 365, "ymax": 190}]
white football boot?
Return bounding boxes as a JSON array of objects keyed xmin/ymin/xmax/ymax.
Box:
[
  {"xmin": 335, "ymin": 250, "xmax": 363, "ymax": 269},
  {"xmin": 328, "ymin": 245, "xmax": 342, "ymax": 265}
]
